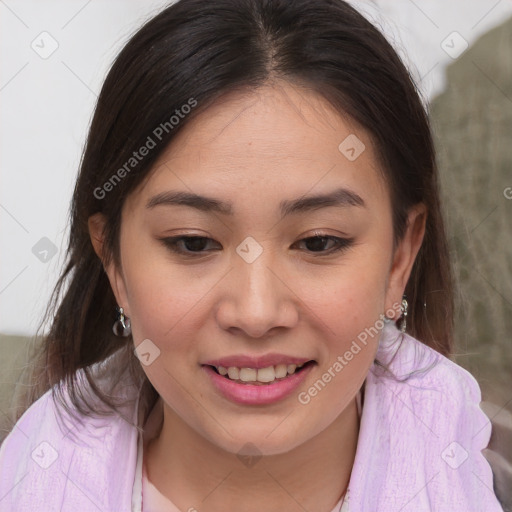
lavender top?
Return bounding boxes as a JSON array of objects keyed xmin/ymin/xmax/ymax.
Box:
[{"xmin": 0, "ymin": 322, "xmax": 504, "ymax": 511}]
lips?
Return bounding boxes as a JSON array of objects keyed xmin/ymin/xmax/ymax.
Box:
[
  {"xmin": 202, "ymin": 360, "xmax": 316, "ymax": 405},
  {"xmin": 200, "ymin": 353, "xmax": 317, "ymax": 404}
]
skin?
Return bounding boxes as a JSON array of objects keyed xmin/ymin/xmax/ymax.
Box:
[{"xmin": 89, "ymin": 80, "xmax": 426, "ymax": 512}]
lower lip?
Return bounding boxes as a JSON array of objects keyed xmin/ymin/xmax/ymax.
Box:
[{"xmin": 202, "ymin": 363, "xmax": 315, "ymax": 405}]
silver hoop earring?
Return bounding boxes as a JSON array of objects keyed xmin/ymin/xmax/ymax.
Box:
[
  {"xmin": 113, "ymin": 306, "xmax": 131, "ymax": 337},
  {"xmin": 398, "ymin": 296, "xmax": 408, "ymax": 333}
]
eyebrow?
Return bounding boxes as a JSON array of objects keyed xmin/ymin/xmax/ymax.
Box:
[{"xmin": 146, "ymin": 187, "xmax": 365, "ymax": 217}]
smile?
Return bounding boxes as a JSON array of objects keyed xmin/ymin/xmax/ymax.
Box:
[
  {"xmin": 202, "ymin": 361, "xmax": 316, "ymax": 405},
  {"xmin": 209, "ymin": 361, "xmax": 312, "ymax": 385}
]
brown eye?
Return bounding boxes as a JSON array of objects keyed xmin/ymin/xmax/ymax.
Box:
[
  {"xmin": 293, "ymin": 235, "xmax": 354, "ymax": 254},
  {"xmin": 159, "ymin": 234, "xmax": 354, "ymax": 257},
  {"xmin": 160, "ymin": 236, "xmax": 221, "ymax": 255}
]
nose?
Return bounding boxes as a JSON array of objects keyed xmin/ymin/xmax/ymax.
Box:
[{"xmin": 215, "ymin": 250, "xmax": 299, "ymax": 339}]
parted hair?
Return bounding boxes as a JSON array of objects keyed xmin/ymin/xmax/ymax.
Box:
[{"xmin": 11, "ymin": 0, "xmax": 453, "ymax": 432}]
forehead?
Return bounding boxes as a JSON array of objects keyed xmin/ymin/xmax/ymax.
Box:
[{"xmin": 127, "ymin": 81, "xmax": 389, "ymax": 214}]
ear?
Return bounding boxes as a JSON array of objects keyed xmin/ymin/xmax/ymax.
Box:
[
  {"xmin": 384, "ymin": 203, "xmax": 427, "ymax": 319},
  {"xmin": 88, "ymin": 213, "xmax": 131, "ymax": 315}
]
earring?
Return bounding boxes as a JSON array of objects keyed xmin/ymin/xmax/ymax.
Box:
[
  {"xmin": 398, "ymin": 296, "xmax": 408, "ymax": 333},
  {"xmin": 113, "ymin": 306, "xmax": 131, "ymax": 337}
]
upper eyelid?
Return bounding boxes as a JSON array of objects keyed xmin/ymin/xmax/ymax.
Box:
[{"xmin": 164, "ymin": 234, "xmax": 348, "ymax": 243}]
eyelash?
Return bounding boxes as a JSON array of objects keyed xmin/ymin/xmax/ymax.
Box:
[{"xmin": 159, "ymin": 234, "xmax": 354, "ymax": 257}]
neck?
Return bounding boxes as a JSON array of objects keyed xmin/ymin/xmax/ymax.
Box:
[{"xmin": 145, "ymin": 397, "xmax": 359, "ymax": 512}]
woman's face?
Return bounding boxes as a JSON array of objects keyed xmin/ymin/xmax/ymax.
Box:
[{"xmin": 91, "ymin": 81, "xmax": 425, "ymax": 455}]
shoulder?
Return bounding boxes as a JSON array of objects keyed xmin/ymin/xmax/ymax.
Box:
[
  {"xmin": 349, "ymin": 322, "xmax": 503, "ymax": 511},
  {"xmin": 368, "ymin": 322, "xmax": 491, "ymax": 451},
  {"xmin": 372, "ymin": 321, "xmax": 483, "ymax": 416},
  {"xmin": 0, "ymin": 367, "xmax": 141, "ymax": 511}
]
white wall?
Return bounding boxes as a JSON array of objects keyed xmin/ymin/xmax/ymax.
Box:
[{"xmin": 1, "ymin": 0, "xmax": 511, "ymax": 335}]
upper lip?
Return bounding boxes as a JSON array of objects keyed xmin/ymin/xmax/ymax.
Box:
[{"xmin": 202, "ymin": 353, "xmax": 314, "ymax": 369}]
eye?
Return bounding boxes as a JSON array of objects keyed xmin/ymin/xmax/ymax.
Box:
[
  {"xmin": 293, "ymin": 235, "xmax": 354, "ymax": 254},
  {"xmin": 159, "ymin": 236, "xmax": 221, "ymax": 255},
  {"xmin": 159, "ymin": 234, "xmax": 354, "ymax": 257}
]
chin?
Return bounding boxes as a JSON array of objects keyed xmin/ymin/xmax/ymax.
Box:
[{"xmin": 202, "ymin": 421, "xmax": 312, "ymax": 458}]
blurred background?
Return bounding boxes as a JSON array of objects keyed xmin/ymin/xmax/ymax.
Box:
[{"xmin": 1, "ymin": 0, "xmax": 511, "ymax": 500}]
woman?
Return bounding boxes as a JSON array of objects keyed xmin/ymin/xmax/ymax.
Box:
[{"xmin": 0, "ymin": 0, "xmax": 504, "ymax": 510}]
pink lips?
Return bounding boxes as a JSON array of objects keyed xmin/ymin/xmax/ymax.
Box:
[{"xmin": 202, "ymin": 360, "xmax": 315, "ymax": 405}]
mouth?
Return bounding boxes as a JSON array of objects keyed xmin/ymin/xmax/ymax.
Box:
[{"xmin": 204, "ymin": 360, "xmax": 316, "ymax": 386}]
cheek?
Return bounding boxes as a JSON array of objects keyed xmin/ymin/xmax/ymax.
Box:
[
  {"xmin": 305, "ymin": 251, "xmax": 389, "ymax": 336},
  {"xmin": 294, "ymin": 266, "xmax": 386, "ymax": 432},
  {"xmin": 121, "ymin": 255, "xmax": 213, "ymax": 403},
  {"xmin": 125, "ymin": 266, "xmax": 209, "ymax": 344},
  {"xmin": 118, "ymin": 233, "xmax": 210, "ymax": 348},
  {"xmin": 302, "ymin": 251, "xmax": 389, "ymax": 383}
]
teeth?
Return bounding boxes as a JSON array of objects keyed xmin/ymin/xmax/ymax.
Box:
[
  {"xmin": 256, "ymin": 366, "xmax": 275, "ymax": 383},
  {"xmin": 275, "ymin": 364, "xmax": 288, "ymax": 378},
  {"xmin": 287, "ymin": 364, "xmax": 297, "ymax": 374},
  {"xmin": 227, "ymin": 367, "xmax": 239, "ymax": 380},
  {"xmin": 215, "ymin": 362, "xmax": 307, "ymax": 384},
  {"xmin": 239, "ymin": 368, "xmax": 257, "ymax": 382}
]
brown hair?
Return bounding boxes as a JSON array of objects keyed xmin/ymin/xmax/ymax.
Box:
[{"xmin": 12, "ymin": 0, "xmax": 453, "ymax": 431}]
